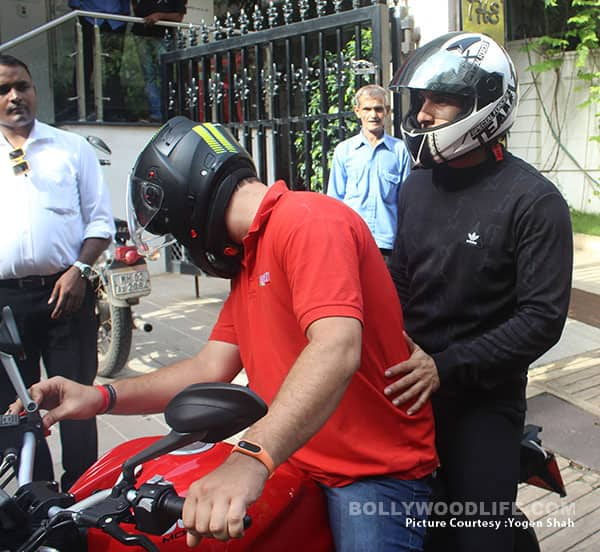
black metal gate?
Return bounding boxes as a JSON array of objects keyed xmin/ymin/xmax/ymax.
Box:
[{"xmin": 162, "ymin": 0, "xmax": 410, "ymax": 275}]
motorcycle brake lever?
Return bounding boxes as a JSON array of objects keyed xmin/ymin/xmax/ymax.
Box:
[{"xmin": 100, "ymin": 520, "xmax": 159, "ymax": 552}]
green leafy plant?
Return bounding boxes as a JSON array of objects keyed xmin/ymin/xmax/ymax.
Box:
[
  {"xmin": 571, "ymin": 208, "xmax": 600, "ymax": 236},
  {"xmin": 294, "ymin": 28, "xmax": 373, "ymax": 191},
  {"xmin": 524, "ymin": 1, "xmax": 599, "ymax": 142}
]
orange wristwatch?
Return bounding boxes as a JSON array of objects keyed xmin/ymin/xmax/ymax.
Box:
[{"xmin": 231, "ymin": 440, "xmax": 275, "ymax": 478}]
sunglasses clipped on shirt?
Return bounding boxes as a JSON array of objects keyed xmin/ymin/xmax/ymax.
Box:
[{"xmin": 9, "ymin": 148, "xmax": 30, "ymax": 176}]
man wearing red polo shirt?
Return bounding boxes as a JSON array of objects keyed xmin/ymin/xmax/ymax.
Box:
[{"xmin": 15, "ymin": 118, "xmax": 437, "ymax": 551}]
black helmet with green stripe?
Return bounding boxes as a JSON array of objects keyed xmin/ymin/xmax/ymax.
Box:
[{"xmin": 127, "ymin": 116, "xmax": 258, "ymax": 278}]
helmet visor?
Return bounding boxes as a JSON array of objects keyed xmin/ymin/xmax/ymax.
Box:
[
  {"xmin": 390, "ymin": 50, "xmax": 484, "ymax": 97},
  {"xmin": 127, "ymin": 174, "xmax": 176, "ymax": 257}
]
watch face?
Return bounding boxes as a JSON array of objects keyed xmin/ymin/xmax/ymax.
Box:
[
  {"xmin": 239, "ymin": 440, "xmax": 261, "ymax": 453},
  {"xmin": 75, "ymin": 262, "xmax": 92, "ymax": 278}
]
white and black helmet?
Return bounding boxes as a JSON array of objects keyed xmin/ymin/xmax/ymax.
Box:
[{"xmin": 389, "ymin": 32, "xmax": 518, "ymax": 168}]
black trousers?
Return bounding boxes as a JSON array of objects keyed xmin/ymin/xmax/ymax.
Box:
[
  {"xmin": 0, "ymin": 279, "xmax": 99, "ymax": 491},
  {"xmin": 425, "ymin": 398, "xmax": 524, "ymax": 552}
]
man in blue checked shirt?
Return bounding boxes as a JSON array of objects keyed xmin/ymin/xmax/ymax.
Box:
[{"xmin": 327, "ymin": 84, "xmax": 411, "ymax": 263}]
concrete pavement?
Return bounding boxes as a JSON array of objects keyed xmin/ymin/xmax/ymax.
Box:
[{"xmin": 43, "ymin": 234, "xmax": 599, "ymax": 551}]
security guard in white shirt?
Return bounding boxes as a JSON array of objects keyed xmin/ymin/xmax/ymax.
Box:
[{"xmin": 0, "ymin": 54, "xmax": 113, "ymax": 491}]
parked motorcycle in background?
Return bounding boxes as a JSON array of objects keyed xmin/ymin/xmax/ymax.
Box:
[
  {"xmin": 93, "ymin": 218, "xmax": 152, "ymax": 377},
  {"xmin": 86, "ymin": 136, "xmax": 153, "ymax": 378}
]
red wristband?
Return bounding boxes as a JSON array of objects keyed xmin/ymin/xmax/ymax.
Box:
[{"xmin": 95, "ymin": 384, "xmax": 110, "ymax": 414}]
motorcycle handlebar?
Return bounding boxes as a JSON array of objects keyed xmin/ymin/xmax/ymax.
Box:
[{"xmin": 160, "ymin": 494, "xmax": 252, "ymax": 530}]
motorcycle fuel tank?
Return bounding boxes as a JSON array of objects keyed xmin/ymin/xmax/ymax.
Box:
[{"xmin": 70, "ymin": 437, "xmax": 333, "ymax": 551}]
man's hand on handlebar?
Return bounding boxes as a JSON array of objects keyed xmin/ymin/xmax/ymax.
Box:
[
  {"xmin": 7, "ymin": 376, "xmax": 104, "ymax": 429},
  {"xmin": 183, "ymin": 452, "xmax": 268, "ymax": 546},
  {"xmin": 384, "ymin": 332, "xmax": 440, "ymax": 415}
]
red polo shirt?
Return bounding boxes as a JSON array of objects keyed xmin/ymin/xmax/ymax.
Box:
[{"xmin": 210, "ymin": 181, "xmax": 437, "ymax": 486}]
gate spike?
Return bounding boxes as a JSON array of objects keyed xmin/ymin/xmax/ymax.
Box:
[
  {"xmin": 239, "ymin": 8, "xmax": 249, "ymax": 34},
  {"xmin": 162, "ymin": 28, "xmax": 173, "ymax": 51},
  {"xmin": 186, "ymin": 78, "xmax": 199, "ymax": 111},
  {"xmin": 252, "ymin": 5, "xmax": 264, "ymax": 31},
  {"xmin": 188, "ymin": 24, "xmax": 198, "ymax": 47},
  {"xmin": 168, "ymin": 80, "xmax": 176, "ymax": 112},
  {"xmin": 267, "ymin": 1, "xmax": 279, "ymax": 28},
  {"xmin": 283, "ymin": 0, "xmax": 294, "ymax": 24},
  {"xmin": 176, "ymin": 28, "xmax": 185, "ymax": 49},
  {"xmin": 200, "ymin": 20, "xmax": 209, "ymax": 43},
  {"xmin": 213, "ymin": 16, "xmax": 226, "ymax": 40},
  {"xmin": 272, "ymin": 62, "xmax": 281, "ymax": 96},
  {"xmin": 225, "ymin": 11, "xmax": 235, "ymax": 37},
  {"xmin": 299, "ymin": 0, "xmax": 309, "ymax": 21},
  {"xmin": 316, "ymin": 0, "xmax": 327, "ymax": 17}
]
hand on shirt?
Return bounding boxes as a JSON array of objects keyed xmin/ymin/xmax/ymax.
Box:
[
  {"xmin": 384, "ymin": 332, "xmax": 440, "ymax": 415},
  {"xmin": 48, "ymin": 267, "xmax": 86, "ymax": 319},
  {"xmin": 182, "ymin": 453, "xmax": 268, "ymax": 546}
]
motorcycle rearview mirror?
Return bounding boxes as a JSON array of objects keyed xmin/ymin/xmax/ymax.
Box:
[
  {"xmin": 121, "ymin": 383, "xmax": 268, "ymax": 483},
  {"xmin": 86, "ymin": 135, "xmax": 112, "ymax": 156},
  {"xmin": 0, "ymin": 306, "xmax": 24, "ymax": 358},
  {"xmin": 165, "ymin": 383, "xmax": 268, "ymax": 441},
  {"xmin": 0, "ymin": 306, "xmax": 37, "ymax": 412}
]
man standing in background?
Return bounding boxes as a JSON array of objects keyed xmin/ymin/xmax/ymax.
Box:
[
  {"xmin": 68, "ymin": 0, "xmax": 130, "ymax": 121},
  {"xmin": 0, "ymin": 54, "xmax": 113, "ymax": 491},
  {"xmin": 132, "ymin": 0, "xmax": 187, "ymax": 123},
  {"xmin": 327, "ymin": 84, "xmax": 411, "ymax": 263}
]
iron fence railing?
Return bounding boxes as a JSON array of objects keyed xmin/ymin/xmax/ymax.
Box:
[
  {"xmin": 0, "ymin": 10, "xmax": 200, "ymax": 124},
  {"xmin": 161, "ymin": 0, "xmax": 407, "ymax": 191},
  {"xmin": 161, "ymin": 0, "xmax": 416, "ymax": 276}
]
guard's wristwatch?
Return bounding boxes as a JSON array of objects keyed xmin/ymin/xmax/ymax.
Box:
[{"xmin": 73, "ymin": 261, "xmax": 93, "ymax": 279}]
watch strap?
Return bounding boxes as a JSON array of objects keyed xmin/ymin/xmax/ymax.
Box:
[
  {"xmin": 231, "ymin": 440, "xmax": 275, "ymax": 478},
  {"xmin": 73, "ymin": 261, "xmax": 92, "ymax": 279}
]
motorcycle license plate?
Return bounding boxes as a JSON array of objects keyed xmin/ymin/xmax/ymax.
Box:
[{"xmin": 109, "ymin": 266, "xmax": 151, "ymax": 299}]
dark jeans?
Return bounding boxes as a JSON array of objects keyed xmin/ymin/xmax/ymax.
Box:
[
  {"xmin": 425, "ymin": 399, "xmax": 524, "ymax": 552},
  {"xmin": 0, "ymin": 279, "xmax": 99, "ymax": 491},
  {"xmin": 321, "ymin": 476, "xmax": 431, "ymax": 551}
]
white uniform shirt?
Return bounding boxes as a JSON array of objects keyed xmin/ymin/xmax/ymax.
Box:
[{"xmin": 0, "ymin": 120, "xmax": 113, "ymax": 278}]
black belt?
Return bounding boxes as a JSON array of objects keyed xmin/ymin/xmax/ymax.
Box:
[
  {"xmin": 0, "ymin": 271, "xmax": 66, "ymax": 289},
  {"xmin": 379, "ymin": 248, "xmax": 392, "ymax": 257}
]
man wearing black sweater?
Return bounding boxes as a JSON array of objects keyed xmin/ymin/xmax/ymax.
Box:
[{"xmin": 385, "ymin": 32, "xmax": 573, "ymax": 552}]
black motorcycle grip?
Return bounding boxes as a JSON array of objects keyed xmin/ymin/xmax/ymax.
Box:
[{"xmin": 161, "ymin": 494, "xmax": 252, "ymax": 529}]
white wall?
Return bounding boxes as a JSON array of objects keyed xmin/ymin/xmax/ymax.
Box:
[
  {"xmin": 186, "ymin": 0, "xmax": 213, "ymax": 25},
  {"xmin": 407, "ymin": 0, "xmax": 454, "ymax": 46},
  {"xmin": 60, "ymin": 124, "xmax": 168, "ymax": 274},
  {"xmin": 507, "ymin": 42, "xmax": 600, "ymax": 213}
]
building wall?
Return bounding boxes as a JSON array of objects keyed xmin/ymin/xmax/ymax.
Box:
[
  {"xmin": 186, "ymin": 0, "xmax": 214, "ymax": 25},
  {"xmin": 507, "ymin": 42, "xmax": 600, "ymax": 213},
  {"xmin": 404, "ymin": 0, "xmax": 599, "ymax": 213}
]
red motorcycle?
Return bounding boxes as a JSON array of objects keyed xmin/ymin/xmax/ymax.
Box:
[
  {"xmin": 0, "ymin": 306, "xmax": 332, "ymax": 552},
  {"xmin": 0, "ymin": 306, "xmax": 565, "ymax": 552}
]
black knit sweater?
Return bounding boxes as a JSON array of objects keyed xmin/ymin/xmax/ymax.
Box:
[{"xmin": 390, "ymin": 149, "xmax": 573, "ymax": 408}]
